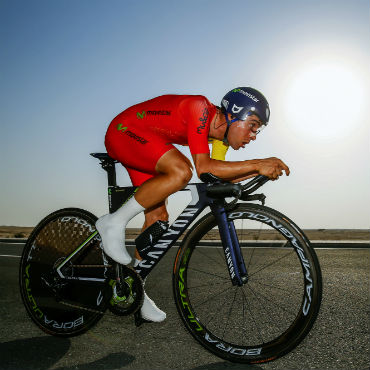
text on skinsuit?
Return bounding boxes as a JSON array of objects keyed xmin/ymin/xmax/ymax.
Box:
[
  {"xmin": 136, "ymin": 110, "xmax": 171, "ymax": 119},
  {"xmin": 116, "ymin": 123, "xmax": 148, "ymax": 144},
  {"xmin": 197, "ymin": 107, "xmax": 209, "ymax": 134},
  {"xmin": 228, "ymin": 211, "xmax": 313, "ymax": 316}
]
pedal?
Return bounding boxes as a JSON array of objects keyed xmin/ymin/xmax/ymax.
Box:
[{"xmin": 134, "ymin": 311, "xmax": 152, "ymax": 327}]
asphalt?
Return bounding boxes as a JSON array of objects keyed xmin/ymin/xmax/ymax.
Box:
[{"xmin": 0, "ymin": 242, "xmax": 369, "ymax": 370}]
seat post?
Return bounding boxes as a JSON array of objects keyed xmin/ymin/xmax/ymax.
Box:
[
  {"xmin": 90, "ymin": 153, "xmax": 118, "ymax": 187},
  {"xmin": 101, "ymin": 160, "xmax": 117, "ymax": 187}
]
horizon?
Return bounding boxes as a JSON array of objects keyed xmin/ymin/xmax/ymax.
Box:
[{"xmin": 0, "ymin": 225, "xmax": 369, "ymax": 231}]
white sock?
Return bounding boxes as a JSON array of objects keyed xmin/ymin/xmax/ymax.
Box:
[
  {"xmin": 96, "ymin": 196, "xmax": 144, "ymax": 265},
  {"xmin": 109, "ymin": 195, "xmax": 144, "ymax": 224},
  {"xmin": 133, "ymin": 259, "xmax": 166, "ymax": 322},
  {"xmin": 133, "ymin": 258, "xmax": 141, "ymax": 268}
]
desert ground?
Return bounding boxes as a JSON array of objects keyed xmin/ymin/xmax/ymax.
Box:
[{"xmin": 0, "ymin": 226, "xmax": 368, "ymax": 240}]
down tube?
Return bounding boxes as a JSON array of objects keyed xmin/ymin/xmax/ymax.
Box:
[{"xmin": 134, "ymin": 184, "xmax": 209, "ymax": 280}]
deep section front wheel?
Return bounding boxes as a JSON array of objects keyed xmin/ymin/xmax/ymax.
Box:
[
  {"xmin": 19, "ymin": 208, "xmax": 111, "ymax": 337},
  {"xmin": 173, "ymin": 203, "xmax": 322, "ymax": 364}
]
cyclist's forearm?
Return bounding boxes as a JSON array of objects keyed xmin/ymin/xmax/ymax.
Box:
[
  {"xmin": 227, "ymin": 172, "xmax": 258, "ymax": 183},
  {"xmin": 195, "ymin": 157, "xmax": 261, "ymax": 180}
]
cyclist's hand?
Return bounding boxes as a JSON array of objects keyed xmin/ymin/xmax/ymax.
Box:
[{"xmin": 257, "ymin": 157, "xmax": 290, "ymax": 180}]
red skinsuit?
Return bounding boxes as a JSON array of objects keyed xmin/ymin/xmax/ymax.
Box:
[{"xmin": 105, "ymin": 95, "xmax": 217, "ymax": 186}]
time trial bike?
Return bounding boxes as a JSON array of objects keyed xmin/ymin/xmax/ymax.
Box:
[{"xmin": 19, "ymin": 152, "xmax": 322, "ymax": 364}]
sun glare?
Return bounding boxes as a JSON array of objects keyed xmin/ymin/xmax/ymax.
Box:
[{"xmin": 283, "ymin": 62, "xmax": 366, "ymax": 142}]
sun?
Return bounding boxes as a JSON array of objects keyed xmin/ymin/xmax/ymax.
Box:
[{"xmin": 282, "ymin": 61, "xmax": 366, "ymax": 142}]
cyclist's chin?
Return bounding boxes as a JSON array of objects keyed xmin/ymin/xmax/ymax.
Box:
[
  {"xmin": 236, "ymin": 142, "xmax": 248, "ymax": 150},
  {"xmin": 229, "ymin": 142, "xmax": 241, "ymax": 150}
]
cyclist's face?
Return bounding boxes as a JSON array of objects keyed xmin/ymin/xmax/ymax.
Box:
[{"xmin": 228, "ymin": 115, "xmax": 263, "ymax": 150}]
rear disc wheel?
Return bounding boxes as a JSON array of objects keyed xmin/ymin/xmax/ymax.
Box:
[{"xmin": 19, "ymin": 208, "xmax": 111, "ymax": 337}]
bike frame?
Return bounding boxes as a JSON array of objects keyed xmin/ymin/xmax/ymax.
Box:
[
  {"xmin": 133, "ymin": 183, "xmax": 246, "ymax": 285},
  {"xmin": 56, "ymin": 182, "xmax": 247, "ymax": 286}
]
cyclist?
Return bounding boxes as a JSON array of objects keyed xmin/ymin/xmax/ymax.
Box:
[{"xmin": 96, "ymin": 87, "xmax": 290, "ymax": 322}]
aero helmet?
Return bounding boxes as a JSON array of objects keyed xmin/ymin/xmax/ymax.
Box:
[{"xmin": 221, "ymin": 87, "xmax": 270, "ymax": 144}]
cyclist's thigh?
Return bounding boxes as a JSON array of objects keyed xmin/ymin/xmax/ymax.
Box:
[
  {"xmin": 105, "ymin": 119, "xmax": 175, "ymax": 179},
  {"xmin": 126, "ymin": 167, "xmax": 153, "ymax": 187}
]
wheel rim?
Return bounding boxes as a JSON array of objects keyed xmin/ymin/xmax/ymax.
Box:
[{"xmin": 175, "ymin": 207, "xmax": 321, "ymax": 362}]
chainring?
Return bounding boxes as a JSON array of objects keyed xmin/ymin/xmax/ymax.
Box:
[{"xmin": 108, "ymin": 265, "xmax": 144, "ymax": 316}]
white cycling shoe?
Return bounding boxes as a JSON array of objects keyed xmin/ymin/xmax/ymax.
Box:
[
  {"xmin": 95, "ymin": 214, "xmax": 132, "ymax": 265},
  {"xmin": 140, "ymin": 292, "xmax": 166, "ymax": 322},
  {"xmin": 134, "ymin": 259, "xmax": 166, "ymax": 322}
]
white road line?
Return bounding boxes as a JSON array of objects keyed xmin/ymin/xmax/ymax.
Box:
[
  {"xmin": 0, "ymin": 254, "xmax": 21, "ymax": 258},
  {"xmin": 0, "ymin": 242, "xmax": 25, "ymax": 245}
]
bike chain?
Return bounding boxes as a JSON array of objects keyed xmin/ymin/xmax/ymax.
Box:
[
  {"xmin": 71, "ymin": 264, "xmax": 112, "ymax": 268},
  {"xmin": 60, "ymin": 300, "xmax": 105, "ymax": 314},
  {"xmin": 58, "ymin": 264, "xmax": 112, "ymax": 314},
  {"xmin": 59, "ymin": 265, "xmax": 141, "ymax": 315}
]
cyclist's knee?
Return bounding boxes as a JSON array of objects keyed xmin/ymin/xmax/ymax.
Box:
[
  {"xmin": 156, "ymin": 149, "xmax": 193, "ymax": 186},
  {"xmin": 173, "ymin": 164, "xmax": 193, "ymax": 186},
  {"xmin": 159, "ymin": 161, "xmax": 192, "ymax": 187}
]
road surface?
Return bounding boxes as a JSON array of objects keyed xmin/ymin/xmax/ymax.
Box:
[{"xmin": 0, "ymin": 242, "xmax": 369, "ymax": 370}]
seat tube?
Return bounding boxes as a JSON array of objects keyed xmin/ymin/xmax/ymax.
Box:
[{"xmin": 210, "ymin": 202, "xmax": 243, "ymax": 286}]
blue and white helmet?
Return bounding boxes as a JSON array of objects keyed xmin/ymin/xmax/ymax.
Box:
[{"xmin": 221, "ymin": 87, "xmax": 270, "ymax": 124}]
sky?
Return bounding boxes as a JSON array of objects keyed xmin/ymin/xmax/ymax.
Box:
[{"xmin": 1, "ymin": 0, "xmax": 369, "ymax": 229}]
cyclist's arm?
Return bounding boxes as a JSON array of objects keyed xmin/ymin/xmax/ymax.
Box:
[
  {"xmin": 192, "ymin": 153, "xmax": 290, "ymax": 181},
  {"xmin": 209, "ymin": 139, "xmax": 253, "ymax": 182}
]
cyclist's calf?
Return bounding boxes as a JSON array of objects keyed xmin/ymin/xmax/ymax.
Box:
[{"xmin": 143, "ymin": 202, "xmax": 169, "ymax": 229}]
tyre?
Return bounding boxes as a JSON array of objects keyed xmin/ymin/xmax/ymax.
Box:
[
  {"xmin": 19, "ymin": 208, "xmax": 111, "ymax": 337},
  {"xmin": 173, "ymin": 203, "xmax": 322, "ymax": 363}
]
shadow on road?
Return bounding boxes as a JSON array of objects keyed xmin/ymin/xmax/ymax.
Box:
[
  {"xmin": 0, "ymin": 336, "xmax": 135, "ymax": 370},
  {"xmin": 55, "ymin": 352, "xmax": 135, "ymax": 370},
  {"xmin": 191, "ymin": 361, "xmax": 262, "ymax": 370},
  {"xmin": 0, "ymin": 336, "xmax": 69, "ymax": 370}
]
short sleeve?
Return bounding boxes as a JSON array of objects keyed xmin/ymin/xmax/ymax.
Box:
[{"xmin": 180, "ymin": 96, "xmax": 212, "ymax": 155}]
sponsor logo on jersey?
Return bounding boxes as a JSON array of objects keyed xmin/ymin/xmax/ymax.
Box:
[
  {"xmin": 197, "ymin": 107, "xmax": 209, "ymax": 134},
  {"xmin": 116, "ymin": 123, "xmax": 148, "ymax": 144},
  {"xmin": 232, "ymin": 88, "xmax": 259, "ymax": 102},
  {"xmin": 136, "ymin": 110, "xmax": 171, "ymax": 119},
  {"xmin": 137, "ymin": 111, "xmax": 146, "ymax": 119}
]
